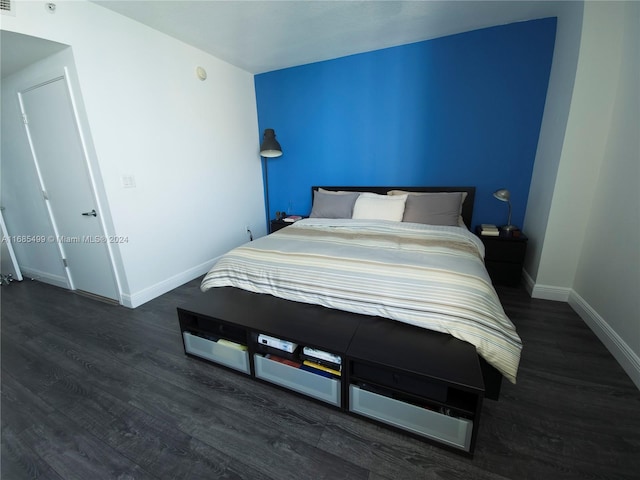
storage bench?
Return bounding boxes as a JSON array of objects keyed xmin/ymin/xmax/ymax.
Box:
[{"xmin": 177, "ymin": 287, "xmax": 485, "ymax": 454}]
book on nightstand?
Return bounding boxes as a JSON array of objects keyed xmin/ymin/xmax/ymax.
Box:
[{"xmin": 479, "ymin": 224, "xmax": 499, "ymax": 236}]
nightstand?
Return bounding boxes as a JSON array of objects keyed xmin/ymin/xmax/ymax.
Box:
[
  {"xmin": 475, "ymin": 227, "xmax": 528, "ymax": 286},
  {"xmin": 270, "ymin": 219, "xmax": 290, "ymax": 233},
  {"xmin": 271, "ymin": 217, "xmax": 307, "ymax": 233}
]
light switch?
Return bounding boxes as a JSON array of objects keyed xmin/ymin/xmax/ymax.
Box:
[{"xmin": 121, "ymin": 175, "xmax": 136, "ymax": 188}]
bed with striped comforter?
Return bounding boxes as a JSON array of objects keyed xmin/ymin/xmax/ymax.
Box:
[{"xmin": 201, "ymin": 218, "xmax": 522, "ymax": 383}]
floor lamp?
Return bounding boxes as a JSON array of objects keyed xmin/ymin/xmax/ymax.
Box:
[{"xmin": 259, "ymin": 129, "xmax": 282, "ymax": 227}]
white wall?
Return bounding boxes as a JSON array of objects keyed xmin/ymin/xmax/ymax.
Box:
[
  {"xmin": 526, "ymin": 1, "xmax": 640, "ymax": 388},
  {"xmin": 569, "ymin": 1, "xmax": 640, "ymax": 387},
  {"xmin": 523, "ymin": 1, "xmax": 584, "ymax": 290},
  {"xmin": 1, "ymin": 0, "xmax": 266, "ymax": 306}
]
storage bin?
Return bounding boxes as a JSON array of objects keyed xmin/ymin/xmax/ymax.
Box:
[
  {"xmin": 254, "ymin": 354, "xmax": 340, "ymax": 406},
  {"xmin": 183, "ymin": 332, "xmax": 250, "ymax": 374},
  {"xmin": 349, "ymin": 385, "xmax": 473, "ymax": 451}
]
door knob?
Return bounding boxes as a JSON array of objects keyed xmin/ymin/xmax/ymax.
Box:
[{"xmin": 82, "ymin": 209, "xmax": 97, "ymax": 217}]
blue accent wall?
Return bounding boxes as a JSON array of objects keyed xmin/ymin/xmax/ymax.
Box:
[{"xmin": 255, "ymin": 18, "xmax": 557, "ymax": 229}]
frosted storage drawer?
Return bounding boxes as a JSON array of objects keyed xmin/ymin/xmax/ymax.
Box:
[
  {"xmin": 254, "ymin": 354, "xmax": 340, "ymax": 406},
  {"xmin": 183, "ymin": 332, "xmax": 250, "ymax": 374},
  {"xmin": 349, "ymin": 385, "xmax": 473, "ymax": 451}
]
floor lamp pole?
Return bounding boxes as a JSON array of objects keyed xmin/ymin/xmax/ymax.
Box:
[{"xmin": 263, "ymin": 156, "xmax": 270, "ymax": 229}]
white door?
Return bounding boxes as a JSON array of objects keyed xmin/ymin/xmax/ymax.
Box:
[
  {"xmin": 0, "ymin": 209, "xmax": 23, "ymax": 283},
  {"xmin": 19, "ymin": 76, "xmax": 119, "ymax": 301}
]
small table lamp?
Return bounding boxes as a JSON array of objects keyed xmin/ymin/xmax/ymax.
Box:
[{"xmin": 493, "ymin": 189, "xmax": 517, "ymax": 231}]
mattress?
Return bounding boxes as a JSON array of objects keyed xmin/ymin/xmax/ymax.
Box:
[{"xmin": 201, "ymin": 218, "xmax": 522, "ymax": 383}]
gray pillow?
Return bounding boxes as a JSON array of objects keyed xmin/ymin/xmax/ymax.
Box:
[
  {"xmin": 309, "ymin": 190, "xmax": 360, "ymax": 218},
  {"xmin": 401, "ymin": 192, "xmax": 464, "ymax": 226}
]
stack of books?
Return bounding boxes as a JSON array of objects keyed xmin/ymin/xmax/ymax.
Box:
[
  {"xmin": 300, "ymin": 347, "xmax": 342, "ymax": 378},
  {"xmin": 479, "ymin": 224, "xmax": 499, "ymax": 236},
  {"xmin": 260, "ymin": 340, "xmax": 343, "ymax": 379},
  {"xmin": 300, "ymin": 361, "xmax": 340, "ymax": 378}
]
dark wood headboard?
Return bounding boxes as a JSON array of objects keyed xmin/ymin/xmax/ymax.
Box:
[{"xmin": 311, "ymin": 186, "xmax": 476, "ymax": 229}]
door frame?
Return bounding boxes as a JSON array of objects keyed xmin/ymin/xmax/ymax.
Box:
[{"xmin": 17, "ymin": 67, "xmax": 123, "ymax": 303}]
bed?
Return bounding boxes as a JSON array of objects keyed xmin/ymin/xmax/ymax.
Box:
[{"xmin": 200, "ymin": 186, "xmax": 522, "ymax": 388}]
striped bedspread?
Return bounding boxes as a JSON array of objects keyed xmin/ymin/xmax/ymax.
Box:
[{"xmin": 201, "ymin": 219, "xmax": 522, "ymax": 383}]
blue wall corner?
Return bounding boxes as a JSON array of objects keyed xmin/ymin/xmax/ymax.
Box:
[{"xmin": 256, "ymin": 17, "xmax": 557, "ymax": 230}]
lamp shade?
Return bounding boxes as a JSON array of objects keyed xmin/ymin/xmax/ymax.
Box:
[
  {"xmin": 493, "ymin": 189, "xmax": 510, "ymax": 202},
  {"xmin": 259, "ymin": 128, "xmax": 282, "ymax": 158}
]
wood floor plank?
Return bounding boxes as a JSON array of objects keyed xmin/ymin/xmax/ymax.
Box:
[
  {"xmin": 50, "ymin": 377, "xmax": 269, "ymax": 480},
  {"xmin": 317, "ymin": 410, "xmax": 511, "ymax": 480},
  {"xmin": 17, "ymin": 410, "xmax": 157, "ymax": 480},
  {"xmin": 130, "ymin": 353, "xmax": 369, "ymax": 479},
  {"xmin": 131, "ymin": 347, "xmax": 332, "ymax": 437},
  {"xmin": 1, "ymin": 338, "xmax": 72, "ymax": 397},
  {"xmin": 2, "ymin": 278, "xmax": 639, "ymax": 480},
  {"xmin": 1, "ymin": 427, "xmax": 65, "ymax": 480},
  {"xmin": 8, "ymin": 341, "xmax": 268, "ymax": 479},
  {"xmin": 28, "ymin": 324, "xmax": 332, "ymax": 447},
  {"xmin": 1, "ymin": 369, "xmax": 56, "ymax": 436},
  {"xmin": 27, "ymin": 328, "xmax": 340, "ymax": 478}
]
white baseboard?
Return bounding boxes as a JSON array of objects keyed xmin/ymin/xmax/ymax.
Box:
[
  {"xmin": 19, "ymin": 267, "xmax": 69, "ymax": 290},
  {"xmin": 525, "ymin": 269, "xmax": 571, "ymax": 301},
  {"xmin": 530, "ymin": 284, "xmax": 571, "ymax": 302},
  {"xmin": 522, "ymin": 269, "xmax": 535, "ymax": 296},
  {"xmin": 525, "ymin": 272, "xmax": 639, "ymax": 390},
  {"xmin": 120, "ymin": 258, "xmax": 219, "ymax": 308},
  {"xmin": 569, "ymin": 291, "xmax": 640, "ymax": 390}
]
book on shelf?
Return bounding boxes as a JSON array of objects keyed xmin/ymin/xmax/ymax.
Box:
[
  {"xmin": 299, "ymin": 353, "xmax": 341, "ymax": 371},
  {"xmin": 283, "ymin": 215, "xmax": 303, "ymax": 223},
  {"xmin": 302, "ymin": 360, "xmax": 341, "ymax": 377},
  {"xmin": 265, "ymin": 354, "xmax": 302, "ymax": 368},
  {"xmin": 302, "ymin": 346, "xmax": 342, "ymax": 365},
  {"xmin": 299, "ymin": 364, "xmax": 336, "ymax": 379},
  {"xmin": 217, "ymin": 339, "xmax": 247, "ymax": 351}
]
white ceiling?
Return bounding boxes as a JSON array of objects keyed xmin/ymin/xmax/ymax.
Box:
[{"xmin": 90, "ymin": 1, "xmax": 567, "ymax": 74}]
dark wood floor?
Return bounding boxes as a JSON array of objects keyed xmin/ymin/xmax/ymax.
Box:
[{"xmin": 2, "ymin": 278, "xmax": 639, "ymax": 480}]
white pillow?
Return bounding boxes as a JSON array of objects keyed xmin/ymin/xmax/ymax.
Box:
[{"xmin": 352, "ymin": 192, "xmax": 408, "ymax": 221}]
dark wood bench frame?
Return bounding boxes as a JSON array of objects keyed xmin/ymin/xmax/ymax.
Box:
[{"xmin": 178, "ymin": 287, "xmax": 486, "ymax": 455}]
